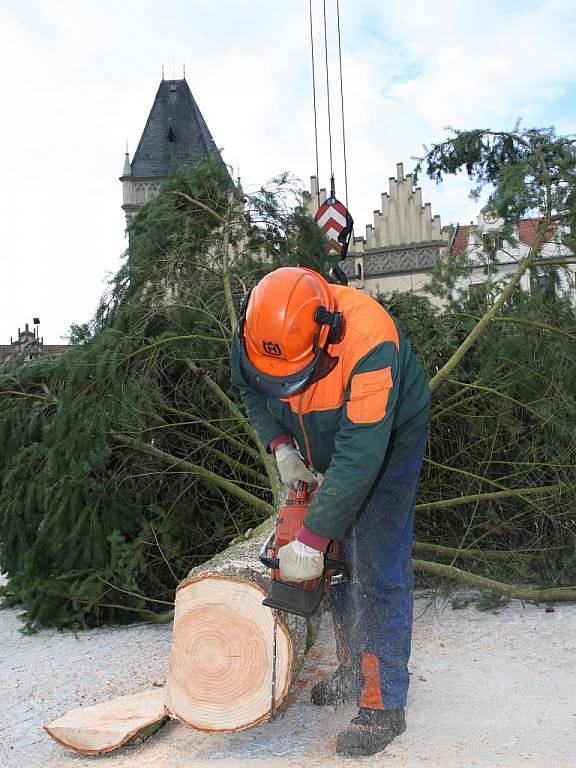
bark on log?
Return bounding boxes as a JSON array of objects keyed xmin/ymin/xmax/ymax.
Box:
[
  {"xmin": 165, "ymin": 518, "xmax": 321, "ymax": 732},
  {"xmin": 44, "ymin": 689, "xmax": 168, "ymax": 755}
]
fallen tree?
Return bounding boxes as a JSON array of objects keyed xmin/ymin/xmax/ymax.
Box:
[
  {"xmin": 2, "ymin": 129, "xmax": 576, "ymax": 633},
  {"xmin": 46, "ymin": 520, "xmax": 319, "ymax": 750},
  {"xmin": 44, "ymin": 689, "xmax": 167, "ymax": 755},
  {"xmin": 165, "ymin": 518, "xmax": 320, "ymax": 731}
]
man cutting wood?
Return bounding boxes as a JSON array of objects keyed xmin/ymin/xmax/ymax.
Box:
[{"xmin": 231, "ymin": 266, "xmax": 430, "ymax": 757}]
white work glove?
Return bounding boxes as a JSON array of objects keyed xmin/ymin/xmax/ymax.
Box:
[
  {"xmin": 274, "ymin": 443, "xmax": 317, "ymax": 491},
  {"xmin": 278, "ymin": 539, "xmax": 324, "ymax": 582}
]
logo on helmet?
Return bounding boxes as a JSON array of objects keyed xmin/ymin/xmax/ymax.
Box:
[{"xmin": 262, "ymin": 341, "xmax": 282, "ymax": 356}]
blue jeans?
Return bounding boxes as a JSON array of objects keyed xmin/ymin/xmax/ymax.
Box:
[{"xmin": 329, "ymin": 430, "xmax": 427, "ymax": 710}]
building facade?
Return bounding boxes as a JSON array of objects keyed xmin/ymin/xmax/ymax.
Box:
[
  {"xmin": 120, "ymin": 80, "xmax": 574, "ymax": 304},
  {"xmin": 450, "ymin": 212, "xmax": 575, "ymax": 303},
  {"xmin": 308, "ymin": 164, "xmax": 573, "ymax": 305},
  {"xmin": 307, "ymin": 163, "xmax": 450, "ymax": 303},
  {"xmin": 0, "ymin": 323, "xmax": 69, "ymax": 363}
]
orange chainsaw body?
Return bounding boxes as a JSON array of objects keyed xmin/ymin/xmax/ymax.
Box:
[
  {"xmin": 261, "ymin": 483, "xmax": 345, "ymax": 616},
  {"xmin": 271, "ymin": 484, "xmax": 319, "ymax": 592}
]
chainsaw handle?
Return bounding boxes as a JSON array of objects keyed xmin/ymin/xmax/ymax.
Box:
[
  {"xmin": 261, "ymin": 555, "xmax": 346, "ymax": 572},
  {"xmin": 259, "ymin": 530, "xmax": 278, "ymax": 569},
  {"xmin": 258, "ymin": 532, "xmax": 347, "ymax": 574}
]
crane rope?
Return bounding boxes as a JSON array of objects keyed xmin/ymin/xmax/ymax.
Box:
[
  {"xmin": 308, "ymin": 0, "xmax": 321, "ymax": 207},
  {"xmin": 322, "ymin": 0, "xmax": 335, "ymax": 196},
  {"xmin": 336, "ymin": 0, "xmax": 349, "ymax": 210},
  {"xmin": 309, "ymin": 0, "xmax": 352, "ymax": 260}
]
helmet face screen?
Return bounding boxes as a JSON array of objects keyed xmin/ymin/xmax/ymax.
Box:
[{"xmin": 238, "ymin": 330, "xmax": 339, "ymax": 398}]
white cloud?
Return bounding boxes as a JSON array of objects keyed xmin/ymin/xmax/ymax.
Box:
[{"xmin": 1, "ymin": 0, "xmax": 575, "ymax": 340}]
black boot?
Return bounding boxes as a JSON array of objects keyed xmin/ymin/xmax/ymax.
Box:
[
  {"xmin": 310, "ymin": 665, "xmax": 356, "ymax": 706},
  {"xmin": 335, "ymin": 708, "xmax": 406, "ymax": 756}
]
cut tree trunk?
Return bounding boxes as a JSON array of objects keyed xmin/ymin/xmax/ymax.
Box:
[
  {"xmin": 165, "ymin": 519, "xmax": 320, "ymax": 732},
  {"xmin": 44, "ymin": 688, "xmax": 168, "ymax": 755}
]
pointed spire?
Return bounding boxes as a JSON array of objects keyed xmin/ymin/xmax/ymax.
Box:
[
  {"xmin": 130, "ymin": 79, "xmax": 222, "ymax": 178},
  {"xmin": 183, "ymin": 62, "xmax": 186, "ymax": 80},
  {"xmin": 161, "ymin": 63, "xmax": 165, "ymax": 80},
  {"xmin": 122, "ymin": 143, "xmax": 131, "ymax": 176}
]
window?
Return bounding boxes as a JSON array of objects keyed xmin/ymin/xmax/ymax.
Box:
[
  {"xmin": 531, "ymin": 273, "xmax": 555, "ymax": 298},
  {"xmin": 482, "ymin": 233, "xmax": 503, "ymax": 251}
]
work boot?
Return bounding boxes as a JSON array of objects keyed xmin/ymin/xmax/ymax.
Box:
[
  {"xmin": 310, "ymin": 665, "xmax": 356, "ymax": 706},
  {"xmin": 335, "ymin": 708, "xmax": 406, "ymax": 756}
]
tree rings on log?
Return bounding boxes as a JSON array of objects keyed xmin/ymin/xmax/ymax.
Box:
[
  {"xmin": 165, "ymin": 574, "xmax": 292, "ymax": 732},
  {"xmin": 44, "ymin": 688, "xmax": 167, "ymax": 755}
]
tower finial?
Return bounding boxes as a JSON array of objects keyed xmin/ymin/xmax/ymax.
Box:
[
  {"xmin": 161, "ymin": 63, "xmax": 165, "ymax": 80},
  {"xmin": 122, "ymin": 142, "xmax": 131, "ymax": 176},
  {"xmin": 183, "ymin": 62, "xmax": 186, "ymax": 80}
]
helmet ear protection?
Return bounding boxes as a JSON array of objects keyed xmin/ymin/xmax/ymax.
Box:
[
  {"xmin": 314, "ymin": 306, "xmax": 346, "ymax": 346},
  {"xmin": 238, "ymin": 291, "xmax": 346, "ymax": 350}
]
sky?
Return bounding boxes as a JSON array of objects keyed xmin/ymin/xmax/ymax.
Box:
[{"xmin": 1, "ymin": 0, "xmax": 576, "ymax": 342}]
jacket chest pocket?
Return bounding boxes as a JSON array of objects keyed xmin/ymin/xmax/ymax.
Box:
[{"xmin": 347, "ymin": 368, "xmax": 393, "ymax": 424}]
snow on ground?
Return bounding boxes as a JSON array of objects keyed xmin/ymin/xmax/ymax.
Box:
[{"xmin": 1, "ymin": 593, "xmax": 575, "ymax": 768}]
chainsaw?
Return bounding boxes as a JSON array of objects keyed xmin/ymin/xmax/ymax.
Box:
[{"xmin": 259, "ymin": 482, "xmax": 348, "ymax": 618}]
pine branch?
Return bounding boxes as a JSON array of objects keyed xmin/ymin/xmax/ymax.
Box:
[
  {"xmin": 429, "ymin": 220, "xmax": 549, "ymax": 395},
  {"xmin": 160, "ymin": 403, "xmax": 262, "ymax": 461},
  {"xmin": 412, "ymin": 541, "xmax": 557, "ymax": 562},
  {"xmin": 177, "ymin": 431, "xmax": 269, "ymax": 485},
  {"xmin": 449, "ymin": 312, "xmax": 576, "ymax": 342},
  {"xmin": 183, "ymin": 356, "xmax": 280, "ymax": 502},
  {"xmin": 111, "ymin": 432, "xmax": 273, "ymax": 515},
  {"xmin": 415, "ymin": 483, "xmax": 575, "ymax": 512},
  {"xmin": 413, "ymin": 559, "xmax": 576, "ymax": 602},
  {"xmin": 173, "ymin": 190, "xmax": 238, "ymax": 329}
]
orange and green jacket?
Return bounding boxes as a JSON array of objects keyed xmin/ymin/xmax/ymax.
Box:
[{"xmin": 231, "ymin": 285, "xmax": 430, "ymax": 542}]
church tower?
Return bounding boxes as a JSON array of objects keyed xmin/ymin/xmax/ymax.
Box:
[{"xmin": 120, "ymin": 78, "xmax": 223, "ymax": 225}]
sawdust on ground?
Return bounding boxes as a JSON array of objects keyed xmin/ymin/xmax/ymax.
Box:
[{"xmin": 1, "ymin": 593, "xmax": 575, "ymax": 768}]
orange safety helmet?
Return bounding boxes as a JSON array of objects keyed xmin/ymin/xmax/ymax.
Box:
[{"xmin": 237, "ymin": 267, "xmax": 346, "ymax": 397}]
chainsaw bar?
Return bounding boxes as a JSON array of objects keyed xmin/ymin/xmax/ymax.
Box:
[{"xmin": 270, "ymin": 610, "xmax": 278, "ymax": 720}]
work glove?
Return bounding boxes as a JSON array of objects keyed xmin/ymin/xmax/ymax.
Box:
[
  {"xmin": 278, "ymin": 539, "xmax": 324, "ymax": 583},
  {"xmin": 274, "ymin": 443, "xmax": 317, "ymax": 491}
]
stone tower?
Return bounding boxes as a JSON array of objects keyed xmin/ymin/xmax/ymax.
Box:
[{"xmin": 120, "ymin": 78, "xmax": 223, "ymax": 225}]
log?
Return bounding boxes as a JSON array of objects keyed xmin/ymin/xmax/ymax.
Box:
[
  {"xmin": 44, "ymin": 688, "xmax": 168, "ymax": 755},
  {"xmin": 165, "ymin": 519, "xmax": 320, "ymax": 732}
]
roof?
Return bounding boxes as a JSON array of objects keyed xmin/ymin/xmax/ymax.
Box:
[
  {"xmin": 451, "ymin": 224, "xmax": 471, "ymax": 258},
  {"xmin": 517, "ymin": 219, "xmax": 554, "ymax": 246},
  {"xmin": 129, "ymin": 79, "xmax": 221, "ymax": 178},
  {"xmin": 43, "ymin": 345, "xmax": 70, "ymax": 354},
  {"xmin": 450, "ymin": 218, "xmax": 554, "ymax": 258},
  {"xmin": 0, "ymin": 344, "xmax": 70, "ymax": 362}
]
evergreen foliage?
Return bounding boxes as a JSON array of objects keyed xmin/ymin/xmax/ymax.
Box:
[
  {"xmin": 0, "ymin": 160, "xmax": 331, "ymax": 631},
  {"xmin": 1, "ymin": 131, "xmax": 575, "ymax": 630},
  {"xmin": 386, "ymin": 289, "xmax": 576, "ymax": 588}
]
